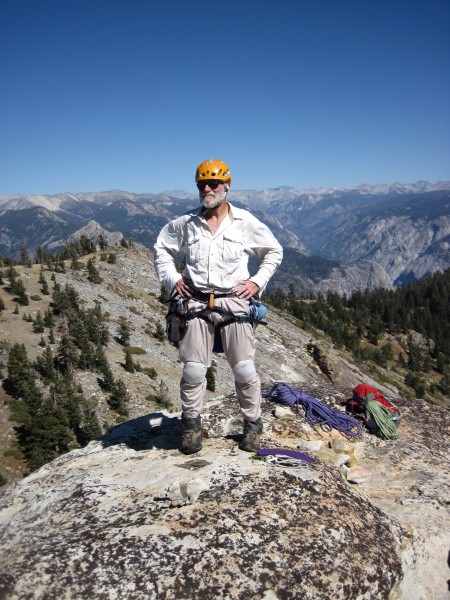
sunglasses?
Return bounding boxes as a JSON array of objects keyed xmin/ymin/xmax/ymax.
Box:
[{"xmin": 197, "ymin": 179, "xmax": 223, "ymax": 190}]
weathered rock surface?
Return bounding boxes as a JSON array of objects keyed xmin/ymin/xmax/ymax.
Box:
[{"xmin": 0, "ymin": 384, "xmax": 448, "ymax": 599}]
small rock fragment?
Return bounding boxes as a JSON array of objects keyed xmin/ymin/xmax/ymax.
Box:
[
  {"xmin": 331, "ymin": 439, "xmax": 352, "ymax": 453},
  {"xmin": 153, "ymin": 478, "xmax": 209, "ymax": 507},
  {"xmin": 335, "ymin": 453, "xmax": 352, "ymax": 466},
  {"xmin": 346, "ymin": 466, "xmax": 370, "ymax": 484},
  {"xmin": 297, "ymin": 440, "xmax": 323, "ymax": 452},
  {"xmin": 274, "ymin": 406, "xmax": 296, "ymax": 420}
]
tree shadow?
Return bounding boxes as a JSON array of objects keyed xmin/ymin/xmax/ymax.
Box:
[{"xmin": 100, "ymin": 411, "xmax": 181, "ymax": 452}]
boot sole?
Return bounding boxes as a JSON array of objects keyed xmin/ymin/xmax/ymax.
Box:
[{"xmin": 180, "ymin": 444, "xmax": 203, "ymax": 455}]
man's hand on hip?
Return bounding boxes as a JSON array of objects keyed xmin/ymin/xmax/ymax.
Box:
[
  {"xmin": 174, "ymin": 279, "xmax": 192, "ymax": 298},
  {"xmin": 233, "ymin": 280, "xmax": 260, "ymax": 300}
]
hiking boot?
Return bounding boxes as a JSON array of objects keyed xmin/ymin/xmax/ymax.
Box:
[
  {"xmin": 239, "ymin": 417, "xmax": 263, "ymax": 452},
  {"xmin": 181, "ymin": 414, "xmax": 203, "ymax": 455}
]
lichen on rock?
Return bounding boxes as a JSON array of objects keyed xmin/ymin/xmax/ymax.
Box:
[{"xmin": 0, "ymin": 383, "xmax": 448, "ymax": 599}]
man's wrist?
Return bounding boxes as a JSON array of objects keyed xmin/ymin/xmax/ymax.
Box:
[{"xmin": 249, "ymin": 278, "xmax": 262, "ymax": 292}]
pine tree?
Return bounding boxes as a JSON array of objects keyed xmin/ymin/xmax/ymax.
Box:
[
  {"xmin": 23, "ymin": 395, "xmax": 71, "ymax": 471},
  {"xmin": 35, "ymin": 246, "xmax": 45, "ymax": 265},
  {"xmin": 70, "ymin": 257, "xmax": 83, "ymax": 270},
  {"xmin": 79, "ymin": 401, "xmax": 102, "ymax": 444},
  {"xmin": 55, "ymin": 257, "xmax": 67, "ymax": 273},
  {"xmin": 52, "ymin": 283, "xmax": 80, "ymax": 316},
  {"xmin": 11, "ymin": 279, "xmax": 29, "ymax": 305},
  {"xmin": 124, "ymin": 349, "xmax": 135, "ymax": 373},
  {"xmin": 48, "ymin": 328, "xmax": 56, "ymax": 344},
  {"xmin": 19, "ymin": 247, "xmax": 32, "ymax": 267},
  {"xmin": 7, "ymin": 266, "xmax": 18, "ymax": 285},
  {"xmin": 74, "ymin": 326, "xmax": 96, "ymax": 370},
  {"xmin": 33, "ymin": 311, "xmax": 45, "ymax": 333},
  {"xmin": 407, "ymin": 339, "xmax": 422, "ymax": 372},
  {"xmin": 97, "ymin": 234, "xmax": 108, "ymax": 250},
  {"xmin": 79, "ymin": 235, "xmax": 95, "ymax": 255},
  {"xmin": 35, "ymin": 346, "xmax": 58, "ymax": 383},
  {"xmin": 95, "ymin": 345, "xmax": 115, "ymax": 390},
  {"xmin": 117, "ymin": 318, "xmax": 131, "ymax": 346},
  {"xmin": 87, "ymin": 258, "xmax": 102, "ymax": 283},
  {"xmin": 271, "ymin": 286, "xmax": 286, "ymax": 309},
  {"xmin": 85, "ymin": 303, "xmax": 109, "ymax": 345},
  {"xmin": 6, "ymin": 343, "xmax": 41, "ymax": 401},
  {"xmin": 108, "ymin": 379, "xmax": 129, "ymax": 416},
  {"xmin": 40, "ymin": 276, "xmax": 49, "ymax": 295},
  {"xmin": 50, "ymin": 374, "xmax": 83, "ymax": 432},
  {"xmin": 56, "ymin": 334, "xmax": 78, "ymax": 374},
  {"xmin": 43, "ymin": 309, "xmax": 55, "ymax": 328}
]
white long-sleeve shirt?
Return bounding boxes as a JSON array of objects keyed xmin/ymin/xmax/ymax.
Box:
[{"xmin": 154, "ymin": 203, "xmax": 283, "ymax": 294}]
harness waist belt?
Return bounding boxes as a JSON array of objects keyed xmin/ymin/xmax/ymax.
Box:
[
  {"xmin": 190, "ymin": 290, "xmax": 236, "ymax": 301},
  {"xmin": 190, "ymin": 289, "xmax": 237, "ymax": 310}
]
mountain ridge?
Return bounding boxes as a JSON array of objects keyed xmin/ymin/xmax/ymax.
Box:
[
  {"xmin": 3, "ymin": 179, "xmax": 449, "ymax": 205},
  {"xmin": 1, "ymin": 181, "xmax": 449, "ymax": 296}
]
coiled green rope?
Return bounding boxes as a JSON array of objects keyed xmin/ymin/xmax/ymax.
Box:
[{"xmin": 366, "ymin": 400, "xmax": 399, "ymax": 440}]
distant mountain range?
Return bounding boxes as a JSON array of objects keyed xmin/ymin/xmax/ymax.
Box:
[{"xmin": 1, "ymin": 181, "xmax": 449, "ymax": 295}]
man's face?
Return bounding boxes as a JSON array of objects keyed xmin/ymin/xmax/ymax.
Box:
[{"xmin": 197, "ymin": 179, "xmax": 227, "ymax": 209}]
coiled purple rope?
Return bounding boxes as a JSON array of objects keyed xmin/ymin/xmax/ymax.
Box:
[{"xmin": 263, "ymin": 383, "xmax": 362, "ymax": 439}]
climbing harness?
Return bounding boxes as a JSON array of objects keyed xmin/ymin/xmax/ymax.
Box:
[
  {"xmin": 165, "ymin": 290, "xmax": 268, "ymax": 351},
  {"xmin": 254, "ymin": 447, "xmax": 314, "ymax": 468},
  {"xmin": 263, "ymin": 383, "xmax": 362, "ymax": 439}
]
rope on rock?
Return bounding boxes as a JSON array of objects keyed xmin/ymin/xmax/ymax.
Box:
[
  {"xmin": 263, "ymin": 383, "xmax": 362, "ymax": 439},
  {"xmin": 257, "ymin": 447, "xmax": 314, "ymax": 466},
  {"xmin": 365, "ymin": 399, "xmax": 399, "ymax": 440}
]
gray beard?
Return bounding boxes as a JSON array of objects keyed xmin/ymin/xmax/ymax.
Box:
[{"xmin": 200, "ymin": 190, "xmax": 227, "ymax": 209}]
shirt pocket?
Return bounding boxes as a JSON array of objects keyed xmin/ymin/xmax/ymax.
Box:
[
  {"xmin": 185, "ymin": 236, "xmax": 204, "ymax": 263},
  {"xmin": 222, "ymin": 233, "xmax": 244, "ymax": 262}
]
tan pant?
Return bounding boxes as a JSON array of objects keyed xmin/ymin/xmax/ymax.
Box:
[{"xmin": 178, "ymin": 297, "xmax": 262, "ymax": 422}]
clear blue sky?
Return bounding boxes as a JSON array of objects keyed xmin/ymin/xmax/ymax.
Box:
[{"xmin": 1, "ymin": 0, "xmax": 449, "ymax": 196}]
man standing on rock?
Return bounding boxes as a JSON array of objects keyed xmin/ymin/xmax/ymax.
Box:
[{"xmin": 154, "ymin": 159, "xmax": 283, "ymax": 455}]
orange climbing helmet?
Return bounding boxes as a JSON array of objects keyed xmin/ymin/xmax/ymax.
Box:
[{"xmin": 195, "ymin": 159, "xmax": 231, "ymax": 185}]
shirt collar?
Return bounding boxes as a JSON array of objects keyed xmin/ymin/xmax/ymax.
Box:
[{"xmin": 194, "ymin": 202, "xmax": 242, "ymax": 221}]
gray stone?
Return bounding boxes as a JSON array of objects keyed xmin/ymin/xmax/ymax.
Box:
[{"xmin": 0, "ymin": 384, "xmax": 448, "ymax": 600}]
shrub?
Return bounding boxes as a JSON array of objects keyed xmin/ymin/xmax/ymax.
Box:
[
  {"xmin": 142, "ymin": 367, "xmax": 158, "ymax": 379},
  {"xmin": 126, "ymin": 346, "xmax": 146, "ymax": 355}
]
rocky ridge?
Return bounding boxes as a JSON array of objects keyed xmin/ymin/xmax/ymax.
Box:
[
  {"xmin": 0, "ymin": 384, "xmax": 448, "ymax": 599},
  {"xmin": 0, "ymin": 246, "xmax": 448, "ymax": 599}
]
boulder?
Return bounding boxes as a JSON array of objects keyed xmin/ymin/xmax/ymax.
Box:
[{"xmin": 0, "ymin": 383, "xmax": 448, "ymax": 600}]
